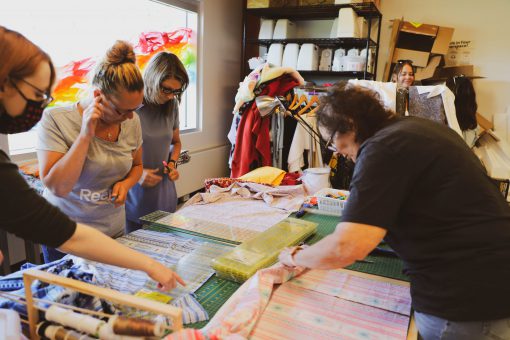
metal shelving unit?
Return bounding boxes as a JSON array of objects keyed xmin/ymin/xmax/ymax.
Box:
[{"xmin": 241, "ymin": 2, "xmax": 382, "ymax": 80}]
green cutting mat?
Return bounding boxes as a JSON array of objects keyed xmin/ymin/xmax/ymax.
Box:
[
  {"xmin": 145, "ymin": 212, "xmax": 408, "ymax": 329},
  {"xmin": 299, "ymin": 213, "xmax": 408, "ymax": 281}
]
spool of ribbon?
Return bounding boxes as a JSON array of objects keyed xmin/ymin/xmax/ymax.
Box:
[{"xmin": 45, "ymin": 305, "xmax": 105, "ymax": 336}]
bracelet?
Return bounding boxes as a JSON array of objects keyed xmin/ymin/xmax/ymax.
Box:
[
  {"xmin": 289, "ymin": 245, "xmax": 304, "ymax": 267},
  {"xmin": 168, "ymin": 159, "xmax": 177, "ymax": 168}
]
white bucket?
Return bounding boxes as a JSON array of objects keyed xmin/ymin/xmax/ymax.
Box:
[{"xmin": 302, "ymin": 167, "xmax": 331, "ymax": 195}]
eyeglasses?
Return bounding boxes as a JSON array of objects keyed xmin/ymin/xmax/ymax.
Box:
[
  {"xmin": 106, "ymin": 96, "xmax": 144, "ymax": 115},
  {"xmin": 10, "ymin": 78, "xmax": 54, "ymax": 108},
  {"xmin": 397, "ymin": 59, "xmax": 413, "ymax": 65},
  {"xmin": 160, "ymin": 85, "xmax": 183, "ymax": 96},
  {"xmin": 325, "ymin": 132, "xmax": 338, "ymax": 153}
]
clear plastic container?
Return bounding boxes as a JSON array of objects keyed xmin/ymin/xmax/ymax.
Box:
[{"xmin": 211, "ymin": 218, "xmax": 317, "ymax": 283}]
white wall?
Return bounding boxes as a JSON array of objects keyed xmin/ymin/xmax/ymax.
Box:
[
  {"xmin": 377, "ymin": 0, "xmax": 510, "ymax": 120},
  {"xmin": 175, "ymin": 0, "xmax": 243, "ymax": 196}
]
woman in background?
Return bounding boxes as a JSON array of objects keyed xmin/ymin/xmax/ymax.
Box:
[
  {"xmin": 126, "ymin": 52, "xmax": 188, "ymax": 232},
  {"xmin": 392, "ymin": 59, "xmax": 415, "ymax": 89},
  {"xmin": 0, "ymin": 26, "xmax": 183, "ymax": 290},
  {"xmin": 37, "ymin": 40, "xmax": 144, "ymax": 262}
]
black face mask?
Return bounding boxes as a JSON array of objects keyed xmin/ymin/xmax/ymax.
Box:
[{"xmin": 0, "ymin": 99, "xmax": 45, "ymax": 134}]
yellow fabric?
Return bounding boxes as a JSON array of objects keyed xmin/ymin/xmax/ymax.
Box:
[{"xmin": 238, "ymin": 166, "xmax": 286, "ymax": 186}]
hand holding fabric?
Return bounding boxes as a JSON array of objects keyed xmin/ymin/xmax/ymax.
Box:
[
  {"xmin": 278, "ymin": 245, "xmax": 308, "ymax": 268},
  {"xmin": 139, "ymin": 168, "xmax": 163, "ymax": 188}
]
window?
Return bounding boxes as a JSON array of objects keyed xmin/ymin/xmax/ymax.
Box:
[{"xmin": 1, "ymin": 0, "xmax": 198, "ymax": 157}]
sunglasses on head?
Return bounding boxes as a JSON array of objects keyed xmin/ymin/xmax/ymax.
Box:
[
  {"xmin": 397, "ymin": 59, "xmax": 413, "ymax": 65},
  {"xmin": 161, "ymin": 86, "xmax": 183, "ymax": 96}
]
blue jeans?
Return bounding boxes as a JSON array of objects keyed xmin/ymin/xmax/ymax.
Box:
[{"xmin": 415, "ymin": 311, "xmax": 510, "ymax": 340}]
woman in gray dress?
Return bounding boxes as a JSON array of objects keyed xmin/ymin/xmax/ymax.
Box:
[{"xmin": 125, "ymin": 52, "xmax": 189, "ymax": 232}]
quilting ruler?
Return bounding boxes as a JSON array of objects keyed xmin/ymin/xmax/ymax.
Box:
[{"xmin": 140, "ymin": 211, "xmax": 260, "ymax": 245}]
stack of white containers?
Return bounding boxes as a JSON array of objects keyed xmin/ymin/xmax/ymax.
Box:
[{"xmin": 257, "ymin": 7, "xmax": 370, "ymax": 72}]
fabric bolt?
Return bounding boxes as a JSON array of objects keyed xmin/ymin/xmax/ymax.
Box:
[
  {"xmin": 287, "ymin": 115, "xmax": 324, "ymax": 172},
  {"xmin": 126, "ymin": 100, "xmax": 180, "ymax": 231},
  {"xmin": 231, "ymin": 74, "xmax": 302, "ymax": 178},
  {"xmin": 408, "ymin": 86, "xmax": 447, "ymax": 124},
  {"xmin": 414, "ymin": 84, "xmax": 462, "ymax": 136},
  {"xmin": 37, "ymin": 103, "xmax": 143, "ymax": 237}
]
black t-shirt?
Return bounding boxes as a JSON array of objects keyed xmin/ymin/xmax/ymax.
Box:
[
  {"xmin": 0, "ymin": 150, "xmax": 76, "ymax": 248},
  {"xmin": 342, "ymin": 117, "xmax": 510, "ymax": 321}
]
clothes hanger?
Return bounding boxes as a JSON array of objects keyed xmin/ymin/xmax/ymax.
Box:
[
  {"xmin": 298, "ymin": 95, "xmax": 319, "ymax": 115},
  {"xmin": 289, "ymin": 94, "xmax": 307, "ymax": 111},
  {"xmin": 307, "ymin": 105, "xmax": 320, "ymax": 117},
  {"xmin": 289, "ymin": 93, "xmax": 298, "ymax": 109}
]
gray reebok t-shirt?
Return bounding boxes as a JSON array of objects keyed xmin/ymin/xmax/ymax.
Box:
[{"xmin": 37, "ymin": 103, "xmax": 142, "ymax": 237}]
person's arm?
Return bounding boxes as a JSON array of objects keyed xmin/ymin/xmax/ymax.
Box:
[
  {"xmin": 167, "ymin": 128, "xmax": 181, "ymax": 181},
  {"xmin": 280, "ymin": 221, "xmax": 386, "ymax": 270},
  {"xmin": 111, "ymin": 147, "xmax": 143, "ymax": 207},
  {"xmin": 58, "ymin": 223, "xmax": 185, "ymax": 290},
  {"xmin": 38, "ymin": 97, "xmax": 102, "ymax": 197}
]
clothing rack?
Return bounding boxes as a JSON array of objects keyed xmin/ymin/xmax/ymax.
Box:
[{"xmin": 16, "ymin": 269, "xmax": 183, "ymax": 339}]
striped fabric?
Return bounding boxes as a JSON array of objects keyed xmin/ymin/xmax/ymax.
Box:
[
  {"xmin": 288, "ymin": 269, "xmax": 412, "ymax": 316},
  {"xmin": 251, "ymin": 282, "xmax": 410, "ymax": 340},
  {"xmin": 87, "ymin": 229, "xmax": 232, "ymax": 324},
  {"xmin": 167, "ymin": 265, "xmax": 411, "ymax": 339}
]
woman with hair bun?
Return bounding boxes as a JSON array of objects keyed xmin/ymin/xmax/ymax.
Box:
[{"xmin": 37, "ymin": 40, "xmax": 145, "ymax": 262}]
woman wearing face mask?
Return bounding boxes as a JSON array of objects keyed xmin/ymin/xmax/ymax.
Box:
[
  {"xmin": 125, "ymin": 52, "xmax": 188, "ymax": 232},
  {"xmin": 37, "ymin": 41, "xmax": 143, "ymax": 262},
  {"xmin": 0, "ymin": 27, "xmax": 184, "ymax": 290}
]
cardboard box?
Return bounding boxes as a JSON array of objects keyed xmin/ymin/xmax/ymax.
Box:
[
  {"xmin": 431, "ymin": 26, "xmax": 455, "ymax": 55},
  {"xmin": 392, "ymin": 48, "xmax": 430, "ymax": 67},
  {"xmin": 247, "ymin": 0, "xmax": 298, "ymax": 8}
]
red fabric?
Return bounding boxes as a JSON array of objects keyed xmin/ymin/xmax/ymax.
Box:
[
  {"xmin": 280, "ymin": 172, "xmax": 301, "ymax": 186},
  {"xmin": 231, "ymin": 75, "xmax": 300, "ymax": 178}
]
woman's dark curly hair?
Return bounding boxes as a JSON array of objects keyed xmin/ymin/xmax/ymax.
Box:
[
  {"xmin": 446, "ymin": 76, "xmax": 478, "ymax": 131},
  {"xmin": 317, "ymin": 82, "xmax": 394, "ymax": 145}
]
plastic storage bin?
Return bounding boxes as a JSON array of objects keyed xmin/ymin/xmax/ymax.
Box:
[
  {"xmin": 314, "ymin": 188, "xmax": 350, "ymax": 215},
  {"xmin": 211, "ymin": 218, "xmax": 317, "ymax": 283}
]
